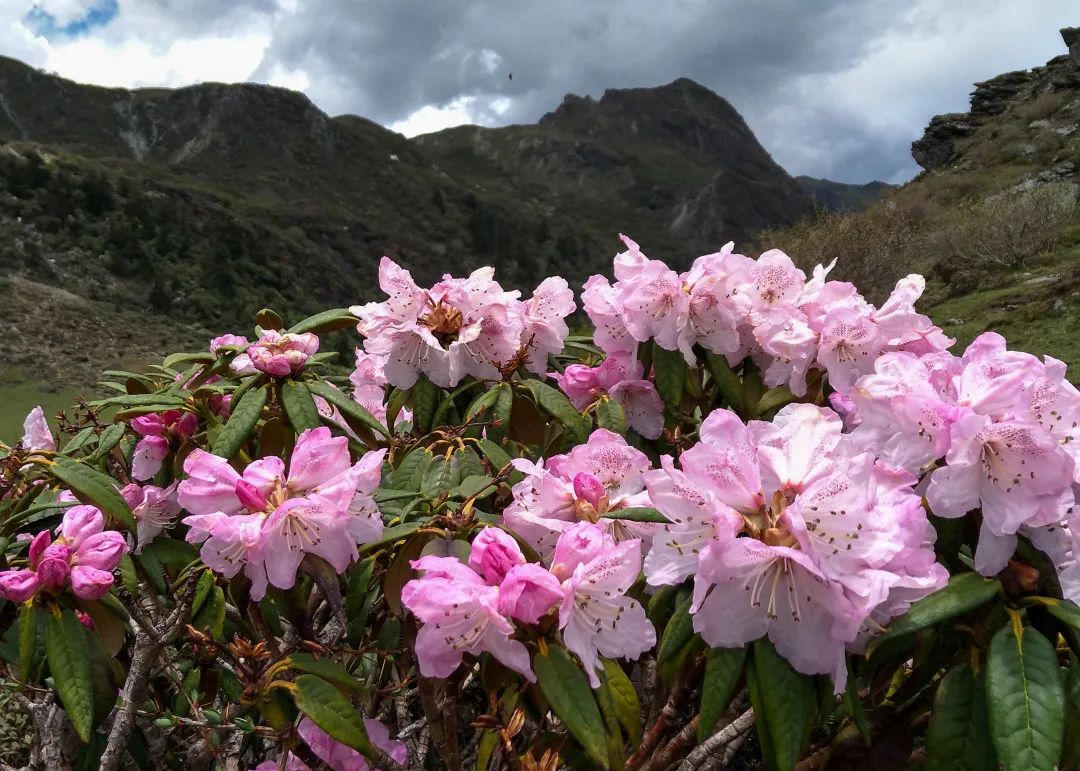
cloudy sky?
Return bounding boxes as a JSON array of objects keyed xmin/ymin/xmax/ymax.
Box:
[{"xmin": 3, "ymin": 1, "xmax": 1076, "ymax": 183}]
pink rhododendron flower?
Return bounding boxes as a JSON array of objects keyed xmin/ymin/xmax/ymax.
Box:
[
  {"xmin": 20, "ymin": 406, "xmax": 56, "ymax": 452},
  {"xmin": 401, "ymin": 554, "xmax": 534, "ymax": 681},
  {"xmin": 258, "ymin": 717, "xmax": 407, "ymax": 771},
  {"xmin": 497, "ymin": 563, "xmax": 564, "ymax": 624},
  {"xmin": 349, "ymin": 350, "xmax": 410, "ymax": 429},
  {"xmin": 549, "ymin": 522, "xmax": 655, "ymax": 687},
  {"xmin": 581, "ymin": 274, "xmax": 635, "ymax": 355},
  {"xmin": 646, "ymin": 403, "xmax": 944, "ymax": 689},
  {"xmin": 550, "ymin": 351, "xmax": 664, "ymax": 439},
  {"xmin": 612, "ymin": 234, "xmax": 690, "ymax": 355},
  {"xmin": 504, "ymin": 429, "xmax": 656, "ymax": 556},
  {"xmin": 0, "ymin": 500, "xmax": 127, "ymax": 603},
  {"xmin": 352, "ymin": 257, "xmax": 530, "ymax": 389},
  {"xmin": 521, "ymin": 276, "xmax": 576, "ymax": 374},
  {"xmin": 467, "ymin": 527, "xmax": 525, "ymax": 584},
  {"xmin": 179, "ymin": 429, "xmax": 385, "ymax": 599},
  {"xmin": 129, "ymin": 409, "xmax": 197, "ymax": 481},
  {"xmin": 232, "ymin": 330, "xmax": 320, "ymax": 377},
  {"xmin": 120, "ymin": 482, "xmax": 180, "ymax": 551},
  {"xmin": 209, "ymin": 333, "xmax": 249, "ymax": 354}
]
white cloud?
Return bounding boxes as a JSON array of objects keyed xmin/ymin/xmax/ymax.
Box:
[{"xmin": 389, "ymin": 96, "xmax": 484, "ymax": 137}]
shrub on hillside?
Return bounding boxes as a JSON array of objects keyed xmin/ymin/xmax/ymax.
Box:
[{"xmin": 2, "ymin": 238, "xmax": 1080, "ymax": 770}]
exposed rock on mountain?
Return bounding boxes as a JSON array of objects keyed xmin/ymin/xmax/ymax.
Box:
[{"xmin": 795, "ymin": 176, "xmax": 894, "ymax": 211}]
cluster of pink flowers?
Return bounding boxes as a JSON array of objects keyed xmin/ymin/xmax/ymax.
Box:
[
  {"xmin": 178, "ymin": 427, "xmax": 385, "ymax": 600},
  {"xmin": 351, "ymin": 258, "xmax": 575, "ymax": 389},
  {"xmin": 642, "ymin": 404, "xmax": 947, "ymax": 688},
  {"xmin": 0, "ymin": 495, "xmax": 128, "ymax": 603},
  {"xmin": 120, "ymin": 482, "xmax": 180, "ymax": 551},
  {"xmin": 229, "ymin": 330, "xmax": 320, "ymax": 377},
  {"xmin": 841, "ymin": 332, "xmax": 1080, "ymax": 592},
  {"xmin": 130, "ymin": 410, "xmax": 197, "ymax": 481},
  {"xmin": 504, "ymin": 429, "xmax": 657, "ymax": 557},
  {"xmin": 581, "ymin": 235, "xmax": 952, "ymax": 397},
  {"xmin": 551, "ymin": 351, "xmax": 664, "ymax": 439},
  {"xmin": 402, "ymin": 522, "xmax": 654, "ymax": 687},
  {"xmin": 257, "ymin": 716, "xmax": 407, "ymax": 771}
]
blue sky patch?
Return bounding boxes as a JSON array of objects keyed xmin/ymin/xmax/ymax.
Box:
[{"xmin": 24, "ymin": 0, "xmax": 119, "ymax": 39}]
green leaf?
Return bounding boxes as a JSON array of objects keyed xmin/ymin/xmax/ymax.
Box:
[
  {"xmin": 408, "ymin": 377, "xmax": 441, "ymax": 434},
  {"xmin": 595, "ymin": 396, "xmax": 627, "ymax": 435},
  {"xmin": 601, "ymin": 658, "xmax": 641, "ymax": 746},
  {"xmin": 92, "ymin": 392, "xmax": 187, "ymax": 409},
  {"xmin": 601, "ymin": 506, "xmax": 671, "ymax": 524},
  {"xmin": 476, "ymin": 438, "xmax": 512, "ymax": 473},
  {"xmin": 360, "ymin": 522, "xmax": 423, "ymax": 554},
  {"xmin": 464, "ymin": 384, "xmax": 503, "ymax": 421},
  {"xmin": 870, "ymin": 573, "xmax": 1000, "ymax": 653},
  {"xmin": 255, "ymin": 308, "xmax": 284, "ymax": 330},
  {"xmin": 87, "ymin": 423, "xmax": 126, "ymax": 463},
  {"xmin": 19, "ymin": 603, "xmax": 46, "ymax": 683},
  {"xmin": 211, "ymin": 386, "xmax": 268, "ymax": 459},
  {"xmin": 1045, "ymin": 598, "xmax": 1080, "ymax": 634},
  {"xmin": 656, "ymin": 589, "xmax": 695, "ymax": 684},
  {"xmin": 288, "ymin": 308, "xmax": 358, "ymax": 334},
  {"xmin": 985, "ymin": 623, "xmax": 1064, "ymax": 771},
  {"xmin": 46, "ymin": 608, "xmax": 95, "ymax": 742},
  {"xmin": 747, "ymin": 638, "xmax": 816, "ymax": 771},
  {"xmin": 421, "ymin": 453, "xmax": 462, "ymax": 498},
  {"xmin": 755, "ymin": 386, "xmax": 796, "ymax": 417},
  {"xmin": 926, "ymin": 663, "xmax": 996, "ymax": 771},
  {"xmin": 61, "ymin": 427, "xmax": 99, "ymax": 456},
  {"xmin": 1064, "ymin": 665, "xmax": 1080, "ymax": 767},
  {"xmin": 291, "ymin": 674, "xmax": 374, "ymax": 757},
  {"xmin": 345, "ymin": 557, "xmax": 378, "ymax": 646},
  {"xmin": 534, "ymin": 644, "xmax": 609, "ymax": 768},
  {"xmin": 450, "ymin": 474, "xmax": 495, "ymax": 500},
  {"xmin": 703, "ymin": 351, "xmax": 745, "ymax": 415},
  {"xmin": 51, "ymin": 456, "xmax": 137, "ymax": 533},
  {"xmin": 306, "ymin": 380, "xmax": 390, "ymax": 439},
  {"xmin": 289, "ymin": 653, "xmax": 363, "ymax": 693},
  {"xmin": 192, "ymin": 586, "xmax": 225, "ymax": 639},
  {"xmin": 281, "ymin": 379, "xmax": 322, "ymax": 434},
  {"xmin": 522, "ymin": 380, "xmax": 589, "ymax": 443},
  {"xmin": 162, "ymin": 351, "xmax": 216, "ymax": 369},
  {"xmin": 699, "ymin": 647, "xmax": 746, "ymax": 742},
  {"xmin": 651, "ymin": 342, "xmax": 687, "ymax": 410}
]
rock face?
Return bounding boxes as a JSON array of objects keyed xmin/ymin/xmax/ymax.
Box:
[
  {"xmin": 795, "ymin": 177, "xmax": 894, "ymax": 211},
  {"xmin": 1063, "ymin": 27, "xmax": 1080, "ymax": 68},
  {"xmin": 912, "ymin": 30, "xmax": 1080, "ymax": 173}
]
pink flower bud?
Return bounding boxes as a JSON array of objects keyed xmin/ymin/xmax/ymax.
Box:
[
  {"xmin": 70, "ymin": 566, "xmax": 114, "ymax": 600},
  {"xmin": 130, "ymin": 414, "xmax": 165, "ymax": 437},
  {"xmin": 174, "ymin": 412, "xmax": 198, "ymax": 438},
  {"xmin": 553, "ymin": 365, "xmax": 600, "ymax": 410},
  {"xmin": 38, "ymin": 546, "xmax": 72, "ymax": 591},
  {"xmin": 74, "ymin": 531, "xmax": 127, "ymax": 572},
  {"xmin": 0, "ymin": 569, "xmax": 41, "ymax": 603},
  {"xmin": 573, "ymin": 473, "xmax": 606, "ymax": 510},
  {"xmin": 497, "ymin": 563, "xmax": 564, "ymax": 624},
  {"xmin": 60, "ymin": 504, "xmax": 104, "ymax": 547},
  {"xmin": 235, "ymin": 479, "xmax": 269, "ymax": 512},
  {"xmin": 468, "ymin": 528, "xmax": 525, "ymax": 585},
  {"xmin": 27, "ymin": 529, "xmax": 52, "ymax": 569},
  {"xmin": 209, "ymin": 334, "xmax": 249, "ymax": 354},
  {"xmin": 76, "ymin": 610, "xmax": 95, "ymax": 630}
]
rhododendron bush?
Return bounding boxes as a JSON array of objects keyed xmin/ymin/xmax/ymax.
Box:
[{"xmin": 3, "ymin": 236, "xmax": 1080, "ymax": 771}]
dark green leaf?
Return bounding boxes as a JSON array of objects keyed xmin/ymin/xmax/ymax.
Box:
[
  {"xmin": 699, "ymin": 647, "xmax": 746, "ymax": 742},
  {"xmin": 91, "ymin": 393, "xmax": 187, "ymax": 409},
  {"xmin": 755, "ymin": 386, "xmax": 796, "ymax": 417},
  {"xmin": 1064, "ymin": 665, "xmax": 1080, "ymax": 767},
  {"xmin": 522, "ymin": 380, "xmax": 589, "ymax": 443},
  {"xmin": 290, "ymin": 653, "xmax": 363, "ymax": 693},
  {"xmin": 87, "ymin": 423, "xmax": 126, "ymax": 463},
  {"xmin": 985, "ymin": 623, "xmax": 1064, "ymax": 771},
  {"xmin": 601, "ymin": 506, "xmax": 671, "ymax": 524},
  {"xmin": 926, "ymin": 663, "xmax": 996, "ymax": 771},
  {"xmin": 211, "ymin": 386, "xmax": 268, "ymax": 459},
  {"xmin": 345, "ymin": 558, "xmax": 377, "ymax": 645},
  {"xmin": 291, "ymin": 674, "xmax": 374, "ymax": 757},
  {"xmin": 19, "ymin": 603, "xmax": 46, "ymax": 683},
  {"xmin": 703, "ymin": 351, "xmax": 745, "ymax": 416},
  {"xmin": 281, "ymin": 379, "xmax": 322, "ymax": 434},
  {"xmin": 747, "ymin": 638, "xmax": 816, "ymax": 771},
  {"xmin": 408, "ymin": 377, "xmax": 441, "ymax": 434},
  {"xmin": 656, "ymin": 589, "xmax": 695, "ymax": 684},
  {"xmin": 306, "ymin": 380, "xmax": 390, "ymax": 439},
  {"xmin": 255, "ymin": 308, "xmax": 284, "ymax": 330},
  {"xmin": 192, "ymin": 586, "xmax": 226, "ymax": 639},
  {"xmin": 46, "ymin": 608, "xmax": 94, "ymax": 742},
  {"xmin": 162, "ymin": 351, "xmax": 216, "ymax": 369},
  {"xmin": 651, "ymin": 342, "xmax": 687, "ymax": 410},
  {"xmin": 288, "ymin": 308, "xmax": 357, "ymax": 334},
  {"xmin": 534, "ymin": 644, "xmax": 609, "ymax": 768},
  {"xmin": 476, "ymin": 438, "xmax": 512, "ymax": 473},
  {"xmin": 870, "ymin": 573, "xmax": 1000, "ymax": 653},
  {"xmin": 595, "ymin": 396, "xmax": 627, "ymax": 435},
  {"xmin": 51, "ymin": 457, "xmax": 137, "ymax": 533}
]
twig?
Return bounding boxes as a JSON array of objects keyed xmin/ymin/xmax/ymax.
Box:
[
  {"xmin": 418, "ymin": 676, "xmax": 463, "ymax": 771},
  {"xmin": 638, "ymin": 715, "xmax": 699, "ymax": 771},
  {"xmin": 677, "ymin": 709, "xmax": 755, "ymax": 771}
]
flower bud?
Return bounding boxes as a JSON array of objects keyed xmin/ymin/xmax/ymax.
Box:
[
  {"xmin": 0, "ymin": 569, "xmax": 42, "ymax": 603},
  {"xmin": 27, "ymin": 529, "xmax": 52, "ymax": 569},
  {"xmin": 235, "ymin": 479, "xmax": 269, "ymax": 512},
  {"xmin": 74, "ymin": 531, "xmax": 127, "ymax": 571},
  {"xmin": 468, "ymin": 528, "xmax": 525, "ymax": 585},
  {"xmin": 70, "ymin": 566, "xmax": 114, "ymax": 600},
  {"xmin": 497, "ymin": 563, "xmax": 564, "ymax": 624},
  {"xmin": 60, "ymin": 504, "xmax": 104, "ymax": 547},
  {"xmin": 573, "ymin": 472, "xmax": 606, "ymax": 510},
  {"xmin": 76, "ymin": 610, "xmax": 95, "ymax": 630},
  {"xmin": 37, "ymin": 547, "xmax": 72, "ymax": 591}
]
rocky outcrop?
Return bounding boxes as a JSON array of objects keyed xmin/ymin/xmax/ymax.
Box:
[
  {"xmin": 1063, "ymin": 27, "xmax": 1080, "ymax": 68},
  {"xmin": 911, "ymin": 114, "xmax": 976, "ymax": 171},
  {"xmin": 970, "ymin": 71, "xmax": 1035, "ymax": 116}
]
